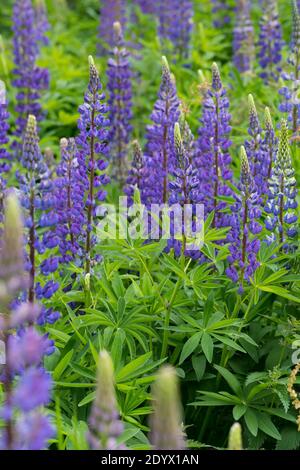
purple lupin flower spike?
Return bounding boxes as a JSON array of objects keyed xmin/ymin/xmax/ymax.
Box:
[
  {"xmin": 169, "ymin": 0, "xmax": 194, "ymax": 60},
  {"xmin": 167, "ymin": 121, "xmax": 200, "ymax": 257},
  {"xmin": 107, "ymin": 22, "xmax": 133, "ymax": 187},
  {"xmin": 196, "ymin": 63, "xmax": 233, "ymax": 228},
  {"xmin": 211, "ymin": 0, "xmax": 232, "ymax": 28},
  {"xmin": 257, "ymin": 0, "xmax": 283, "ymax": 82},
  {"xmin": 55, "ymin": 138, "xmax": 84, "ymax": 265},
  {"xmin": 0, "ymin": 193, "xmax": 54, "ymax": 450},
  {"xmin": 17, "ymin": 115, "xmax": 60, "ymax": 325},
  {"xmin": 88, "ymin": 350, "xmax": 125, "ymax": 450},
  {"xmin": 0, "ymin": 81, "xmax": 11, "ymax": 212},
  {"xmin": 12, "ymin": 0, "xmax": 49, "ymax": 143},
  {"xmin": 97, "ymin": 0, "xmax": 126, "ymax": 55},
  {"xmin": 156, "ymin": 0, "xmax": 172, "ymax": 41},
  {"xmin": 124, "ymin": 140, "xmax": 145, "ymax": 205},
  {"xmin": 76, "ymin": 56, "xmax": 110, "ymax": 275},
  {"xmin": 34, "ymin": 0, "xmax": 50, "ymax": 46},
  {"xmin": 233, "ymin": 0, "xmax": 255, "ymax": 73},
  {"xmin": 143, "ymin": 56, "xmax": 180, "ymax": 205},
  {"xmin": 263, "ymin": 107, "xmax": 278, "ymax": 181},
  {"xmin": 265, "ymin": 119, "xmax": 298, "ymax": 250},
  {"xmin": 244, "ymin": 94, "xmax": 269, "ymax": 199},
  {"xmin": 226, "ymin": 146, "xmax": 262, "ymax": 290},
  {"xmin": 134, "ymin": 0, "xmax": 156, "ymax": 14},
  {"xmin": 150, "ymin": 365, "xmax": 186, "ymax": 450},
  {"xmin": 279, "ymin": 1, "xmax": 300, "ymax": 134}
]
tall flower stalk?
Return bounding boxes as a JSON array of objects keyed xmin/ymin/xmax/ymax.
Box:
[
  {"xmin": 0, "ymin": 192, "xmax": 53, "ymax": 450},
  {"xmin": 143, "ymin": 56, "xmax": 180, "ymax": 205},
  {"xmin": 196, "ymin": 63, "xmax": 233, "ymax": 228},
  {"xmin": 12, "ymin": 0, "xmax": 49, "ymax": 142},
  {"xmin": 233, "ymin": 0, "xmax": 255, "ymax": 73},
  {"xmin": 226, "ymin": 147, "xmax": 262, "ymax": 289},
  {"xmin": 76, "ymin": 56, "xmax": 110, "ymax": 275},
  {"xmin": 124, "ymin": 140, "xmax": 145, "ymax": 205},
  {"xmin": 257, "ymin": 0, "xmax": 283, "ymax": 82},
  {"xmin": 0, "ymin": 81, "xmax": 11, "ymax": 212},
  {"xmin": 98, "ymin": 0, "xmax": 126, "ymax": 55},
  {"xmin": 107, "ymin": 22, "xmax": 133, "ymax": 187},
  {"xmin": 279, "ymin": 1, "xmax": 300, "ymax": 134},
  {"xmin": 263, "ymin": 107, "xmax": 278, "ymax": 181},
  {"xmin": 34, "ymin": 0, "xmax": 50, "ymax": 45},
  {"xmin": 17, "ymin": 115, "xmax": 59, "ymax": 324},
  {"xmin": 265, "ymin": 119, "xmax": 298, "ymax": 249},
  {"xmin": 245, "ymin": 94, "xmax": 268, "ymax": 199}
]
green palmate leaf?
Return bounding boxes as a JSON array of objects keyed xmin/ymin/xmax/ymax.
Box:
[
  {"xmin": 116, "ymin": 352, "xmax": 152, "ymax": 382},
  {"xmin": 244, "ymin": 409, "xmax": 258, "ymax": 437},
  {"xmin": 214, "ymin": 365, "xmax": 243, "ymax": 398},
  {"xmin": 192, "ymin": 355, "xmax": 206, "ymax": 382},
  {"xmin": 201, "ymin": 332, "xmax": 214, "ymax": 363},
  {"xmin": 233, "ymin": 404, "xmax": 247, "ymax": 420},
  {"xmin": 179, "ymin": 332, "xmax": 202, "ymax": 364},
  {"xmin": 257, "ymin": 413, "xmax": 281, "ymax": 440},
  {"xmin": 257, "ymin": 285, "xmax": 300, "ymax": 303}
]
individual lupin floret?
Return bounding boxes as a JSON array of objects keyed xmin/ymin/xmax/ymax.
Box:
[
  {"xmin": 107, "ymin": 22, "xmax": 133, "ymax": 186},
  {"xmin": 124, "ymin": 140, "xmax": 145, "ymax": 205},
  {"xmin": 143, "ymin": 56, "xmax": 180, "ymax": 205},
  {"xmin": 150, "ymin": 365, "xmax": 186, "ymax": 450},
  {"xmin": 244, "ymin": 94, "xmax": 269, "ymax": 199},
  {"xmin": 228, "ymin": 422, "xmax": 243, "ymax": 450},
  {"xmin": 265, "ymin": 119, "xmax": 298, "ymax": 250},
  {"xmin": 87, "ymin": 350, "xmax": 125, "ymax": 450},
  {"xmin": 279, "ymin": 1, "xmax": 300, "ymax": 134},
  {"xmin": 233, "ymin": 0, "xmax": 255, "ymax": 73},
  {"xmin": 257, "ymin": 0, "xmax": 283, "ymax": 82},
  {"xmin": 12, "ymin": 0, "xmax": 49, "ymax": 143},
  {"xmin": 196, "ymin": 62, "xmax": 233, "ymax": 228},
  {"xmin": 97, "ymin": 0, "xmax": 126, "ymax": 55},
  {"xmin": 76, "ymin": 56, "xmax": 110, "ymax": 275},
  {"xmin": 17, "ymin": 115, "xmax": 60, "ymax": 324},
  {"xmin": 226, "ymin": 146, "xmax": 262, "ymax": 290}
]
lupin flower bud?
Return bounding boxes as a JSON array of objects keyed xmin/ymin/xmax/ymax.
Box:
[
  {"xmin": 226, "ymin": 146, "xmax": 261, "ymax": 289},
  {"xmin": 233, "ymin": 0, "xmax": 254, "ymax": 73},
  {"xmin": 143, "ymin": 56, "xmax": 180, "ymax": 205},
  {"xmin": 265, "ymin": 119, "xmax": 298, "ymax": 249},
  {"xmin": 150, "ymin": 365, "xmax": 186, "ymax": 450},
  {"xmin": 196, "ymin": 62, "xmax": 233, "ymax": 229},
  {"xmin": 0, "ymin": 192, "xmax": 27, "ymax": 306},
  {"xmin": 228, "ymin": 422, "xmax": 243, "ymax": 450},
  {"xmin": 88, "ymin": 350, "xmax": 125, "ymax": 450},
  {"xmin": 107, "ymin": 21, "xmax": 133, "ymax": 187},
  {"xmin": 124, "ymin": 140, "xmax": 145, "ymax": 205}
]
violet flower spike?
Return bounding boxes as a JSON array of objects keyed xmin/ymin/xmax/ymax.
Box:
[
  {"xmin": 124, "ymin": 140, "xmax": 145, "ymax": 206},
  {"xmin": 107, "ymin": 22, "xmax": 133, "ymax": 187},
  {"xmin": 233, "ymin": 0, "xmax": 255, "ymax": 73},
  {"xmin": 97, "ymin": 0, "xmax": 126, "ymax": 55}
]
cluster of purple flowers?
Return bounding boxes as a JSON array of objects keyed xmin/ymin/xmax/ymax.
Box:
[
  {"xmin": 0, "ymin": 193, "xmax": 54, "ymax": 450},
  {"xmin": 196, "ymin": 63, "xmax": 233, "ymax": 228},
  {"xmin": 12, "ymin": 0, "xmax": 49, "ymax": 142},
  {"xmin": 0, "ymin": 81, "xmax": 11, "ymax": 208},
  {"xmin": 34, "ymin": 0, "xmax": 50, "ymax": 46},
  {"xmin": 279, "ymin": 1, "xmax": 300, "ymax": 134},
  {"xmin": 233, "ymin": 0, "xmax": 255, "ymax": 73},
  {"xmin": 98, "ymin": 0, "xmax": 126, "ymax": 54},
  {"xmin": 257, "ymin": 0, "xmax": 283, "ymax": 82},
  {"xmin": 226, "ymin": 147, "xmax": 262, "ymax": 289},
  {"xmin": 157, "ymin": 0, "xmax": 193, "ymax": 59},
  {"xmin": 76, "ymin": 56, "xmax": 110, "ymax": 274},
  {"xmin": 142, "ymin": 57, "xmax": 180, "ymax": 205},
  {"xmin": 54, "ymin": 138, "xmax": 84, "ymax": 265},
  {"xmin": 265, "ymin": 120, "xmax": 298, "ymax": 250},
  {"xmin": 134, "ymin": 0, "xmax": 156, "ymax": 15},
  {"xmin": 124, "ymin": 140, "xmax": 145, "ymax": 205},
  {"xmin": 107, "ymin": 22, "xmax": 133, "ymax": 186},
  {"xmin": 211, "ymin": 0, "xmax": 232, "ymax": 28},
  {"xmin": 17, "ymin": 115, "xmax": 60, "ymax": 325}
]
